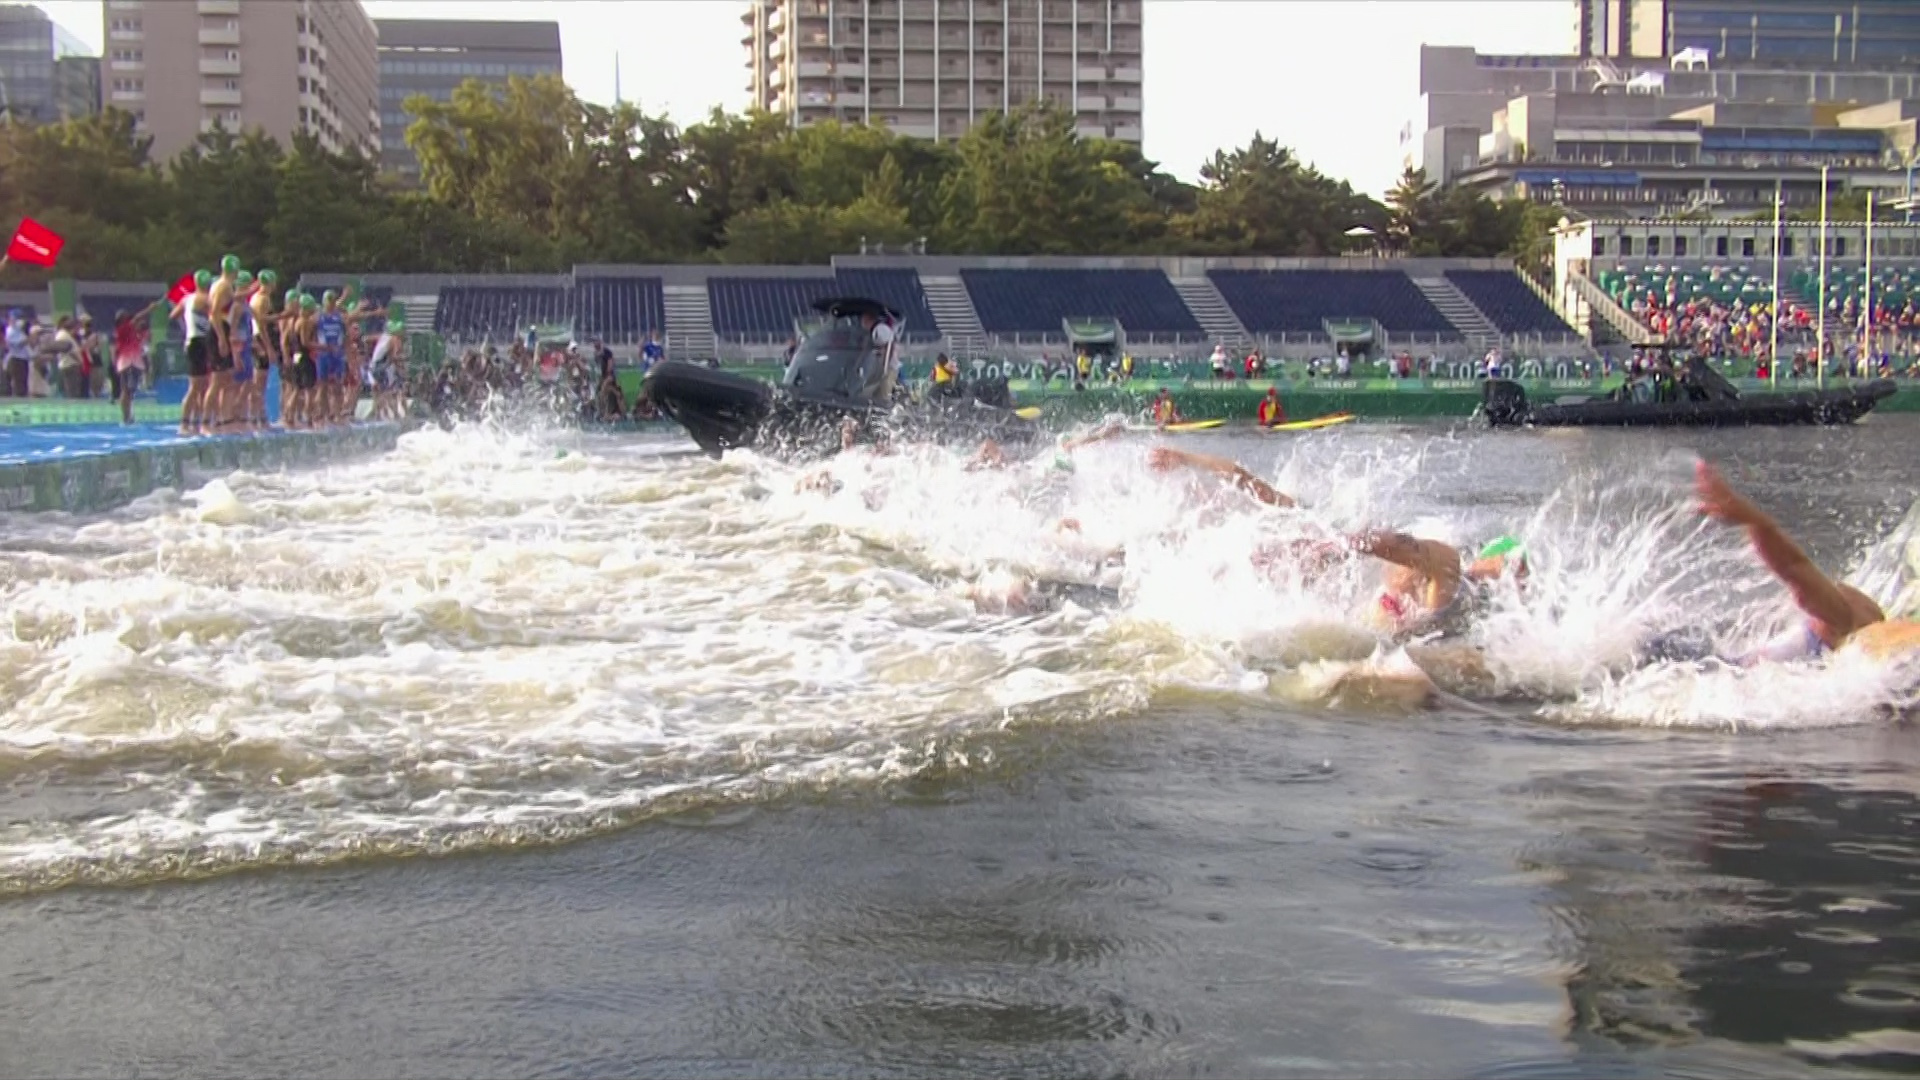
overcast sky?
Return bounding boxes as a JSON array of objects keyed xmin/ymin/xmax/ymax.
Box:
[{"xmin": 37, "ymin": 0, "xmax": 1570, "ymax": 195}]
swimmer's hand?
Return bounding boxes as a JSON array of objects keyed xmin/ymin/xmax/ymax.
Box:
[{"xmin": 1695, "ymin": 461, "xmax": 1759, "ymax": 526}]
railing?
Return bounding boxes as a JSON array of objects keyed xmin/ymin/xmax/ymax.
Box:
[{"xmin": 1569, "ymin": 271, "xmax": 1659, "ymax": 346}]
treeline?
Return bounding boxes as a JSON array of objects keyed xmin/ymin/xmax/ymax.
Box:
[{"xmin": 0, "ymin": 74, "xmax": 1555, "ymax": 286}]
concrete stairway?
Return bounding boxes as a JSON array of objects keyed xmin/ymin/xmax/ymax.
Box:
[
  {"xmin": 663, "ymin": 285, "xmax": 716, "ymax": 361},
  {"xmin": 1410, "ymin": 275, "xmax": 1498, "ymax": 349},
  {"xmin": 1171, "ymin": 277, "xmax": 1250, "ymax": 352},
  {"xmin": 920, "ymin": 276, "xmax": 986, "ymax": 356},
  {"xmin": 398, "ymin": 294, "xmax": 438, "ymax": 335}
]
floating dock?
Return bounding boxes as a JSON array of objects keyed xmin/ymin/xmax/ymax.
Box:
[{"xmin": 0, "ymin": 421, "xmax": 404, "ymax": 514}]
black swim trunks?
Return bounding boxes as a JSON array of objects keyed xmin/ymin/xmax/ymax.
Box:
[
  {"xmin": 292, "ymin": 351, "xmax": 318, "ymax": 391},
  {"xmin": 186, "ymin": 337, "xmax": 211, "ymax": 378}
]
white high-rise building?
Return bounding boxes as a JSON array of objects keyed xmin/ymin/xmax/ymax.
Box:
[
  {"xmin": 745, "ymin": 0, "xmax": 1143, "ymax": 144},
  {"xmin": 103, "ymin": 0, "xmax": 379, "ymax": 163}
]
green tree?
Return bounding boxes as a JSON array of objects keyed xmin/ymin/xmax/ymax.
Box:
[
  {"xmin": 168, "ymin": 124, "xmax": 285, "ymax": 263},
  {"xmin": 674, "ymin": 108, "xmax": 800, "ymax": 253},
  {"xmin": 935, "ymin": 105, "xmax": 1164, "ymax": 254},
  {"xmin": 264, "ymin": 133, "xmax": 393, "ymax": 272},
  {"xmin": 1174, "ymin": 133, "xmax": 1384, "ymax": 256},
  {"xmin": 0, "ymin": 108, "xmax": 199, "ymax": 281},
  {"xmin": 1385, "ymin": 165, "xmax": 1443, "ymax": 254}
]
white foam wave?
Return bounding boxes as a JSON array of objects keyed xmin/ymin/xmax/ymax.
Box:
[{"xmin": 3, "ymin": 420, "xmax": 1915, "ymax": 891}]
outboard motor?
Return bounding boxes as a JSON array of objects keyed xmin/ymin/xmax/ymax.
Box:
[
  {"xmin": 968, "ymin": 376, "xmax": 1013, "ymax": 410},
  {"xmin": 1482, "ymin": 379, "xmax": 1530, "ymax": 427},
  {"xmin": 1681, "ymin": 356, "xmax": 1741, "ymax": 402}
]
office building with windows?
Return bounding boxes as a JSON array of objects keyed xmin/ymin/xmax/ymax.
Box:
[
  {"xmin": 103, "ymin": 0, "xmax": 378, "ymax": 164},
  {"xmin": 1412, "ymin": 44, "xmax": 1920, "ymax": 220},
  {"xmin": 0, "ymin": 4, "xmax": 97, "ymax": 124},
  {"xmin": 1577, "ymin": 0, "xmax": 1920, "ymax": 65},
  {"xmin": 376, "ymin": 19, "xmax": 563, "ymax": 180},
  {"xmin": 744, "ymin": 0, "xmax": 1143, "ymax": 144}
]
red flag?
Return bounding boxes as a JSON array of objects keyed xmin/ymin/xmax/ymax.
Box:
[
  {"xmin": 6, "ymin": 217, "xmax": 64, "ymax": 268},
  {"xmin": 167, "ymin": 272, "xmax": 197, "ymax": 304}
]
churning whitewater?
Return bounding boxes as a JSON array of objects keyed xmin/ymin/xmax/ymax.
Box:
[{"xmin": 2, "ymin": 422, "xmax": 1916, "ymax": 895}]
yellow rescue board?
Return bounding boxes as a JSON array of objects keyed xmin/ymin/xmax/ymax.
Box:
[{"xmin": 1266, "ymin": 413, "xmax": 1355, "ymax": 432}]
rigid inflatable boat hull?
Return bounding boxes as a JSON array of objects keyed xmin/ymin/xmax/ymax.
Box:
[
  {"xmin": 643, "ymin": 360, "xmax": 1036, "ymax": 459},
  {"xmin": 1483, "ymin": 377, "xmax": 1896, "ymax": 429}
]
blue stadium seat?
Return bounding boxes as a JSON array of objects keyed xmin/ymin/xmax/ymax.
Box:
[
  {"xmin": 1443, "ymin": 271, "xmax": 1574, "ymax": 335},
  {"xmin": 576, "ymin": 277, "xmax": 665, "ymax": 345},
  {"xmin": 833, "ymin": 268, "xmax": 941, "ymax": 341},
  {"xmin": 433, "ymin": 286, "xmax": 574, "ymax": 341},
  {"xmin": 1207, "ymin": 270, "xmax": 1457, "ymax": 335},
  {"xmin": 707, "ymin": 277, "xmax": 836, "ymax": 338},
  {"xmin": 959, "ymin": 269, "xmax": 1202, "ymax": 337}
]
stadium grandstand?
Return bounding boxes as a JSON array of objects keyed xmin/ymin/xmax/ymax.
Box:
[
  {"xmin": 1552, "ymin": 217, "xmax": 1920, "ymax": 354},
  {"xmin": 38, "ymin": 254, "xmax": 1758, "ymax": 366},
  {"xmin": 140, "ymin": 256, "xmax": 1576, "ymax": 365}
]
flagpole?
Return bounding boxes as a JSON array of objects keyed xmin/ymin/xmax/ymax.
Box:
[
  {"xmin": 1862, "ymin": 189, "xmax": 1874, "ymax": 377},
  {"xmin": 1769, "ymin": 182, "xmax": 1781, "ymax": 390},
  {"xmin": 1817, "ymin": 164, "xmax": 1829, "ymax": 390}
]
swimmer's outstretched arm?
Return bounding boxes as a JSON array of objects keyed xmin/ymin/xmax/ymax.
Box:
[
  {"xmin": 1346, "ymin": 529, "xmax": 1462, "ymax": 585},
  {"xmin": 1060, "ymin": 419, "xmax": 1126, "ymax": 453},
  {"xmin": 1695, "ymin": 461, "xmax": 1882, "ymax": 641},
  {"xmin": 1146, "ymin": 446, "xmax": 1296, "ymax": 507}
]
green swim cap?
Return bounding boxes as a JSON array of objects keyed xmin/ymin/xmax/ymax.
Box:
[
  {"xmin": 235, "ymin": 271, "xmax": 253, "ymax": 287},
  {"xmin": 1479, "ymin": 535, "xmax": 1526, "ymax": 562},
  {"xmin": 259, "ymin": 269, "xmax": 277, "ymax": 284},
  {"xmin": 1052, "ymin": 453, "xmax": 1076, "ymax": 474},
  {"xmin": 194, "ymin": 269, "xmax": 213, "ymax": 289},
  {"xmin": 221, "ymin": 254, "xmax": 241, "ymax": 274},
  {"xmin": 285, "ymin": 285, "xmax": 301, "ymax": 302},
  {"xmin": 301, "ymin": 295, "xmax": 318, "ymax": 311}
]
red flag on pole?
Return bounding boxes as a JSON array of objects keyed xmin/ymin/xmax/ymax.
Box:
[
  {"xmin": 166, "ymin": 272, "xmax": 197, "ymax": 304},
  {"xmin": 6, "ymin": 217, "xmax": 65, "ymax": 267}
]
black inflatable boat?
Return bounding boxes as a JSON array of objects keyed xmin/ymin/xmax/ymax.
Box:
[
  {"xmin": 642, "ymin": 297, "xmax": 1036, "ymax": 458},
  {"xmin": 1483, "ymin": 357, "xmax": 1896, "ymax": 428}
]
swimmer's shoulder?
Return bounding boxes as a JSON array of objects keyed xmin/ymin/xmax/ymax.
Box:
[{"xmin": 1843, "ymin": 619, "xmax": 1920, "ymax": 661}]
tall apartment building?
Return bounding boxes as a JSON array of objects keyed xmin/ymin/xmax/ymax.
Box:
[
  {"xmin": 1577, "ymin": 0, "xmax": 1920, "ymax": 65},
  {"xmin": 376, "ymin": 19, "xmax": 564, "ymax": 181},
  {"xmin": 102, "ymin": 0, "xmax": 379, "ymax": 164},
  {"xmin": 744, "ymin": 0, "xmax": 1143, "ymax": 144},
  {"xmin": 0, "ymin": 4, "xmax": 97, "ymax": 124}
]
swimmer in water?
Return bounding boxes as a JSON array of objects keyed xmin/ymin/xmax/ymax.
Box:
[
  {"xmin": 1142, "ymin": 447, "xmax": 1530, "ymax": 705},
  {"xmin": 1693, "ymin": 461, "xmax": 1919, "ymax": 664},
  {"xmin": 1146, "ymin": 445, "xmax": 1295, "ymax": 507},
  {"xmin": 970, "ymin": 418, "xmax": 1127, "ymax": 473}
]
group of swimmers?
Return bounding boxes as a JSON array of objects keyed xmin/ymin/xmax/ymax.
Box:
[
  {"xmin": 169, "ymin": 256, "xmax": 408, "ymax": 436},
  {"xmin": 803, "ymin": 418, "xmax": 1919, "ymax": 710}
]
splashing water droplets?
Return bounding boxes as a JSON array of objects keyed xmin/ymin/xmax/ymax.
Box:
[{"xmin": 2, "ymin": 421, "xmax": 1915, "ymax": 892}]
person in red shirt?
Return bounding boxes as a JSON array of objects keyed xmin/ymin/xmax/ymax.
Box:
[
  {"xmin": 1257, "ymin": 385, "xmax": 1286, "ymax": 426},
  {"xmin": 1149, "ymin": 388, "xmax": 1182, "ymax": 427},
  {"xmin": 112, "ymin": 301, "xmax": 160, "ymax": 425}
]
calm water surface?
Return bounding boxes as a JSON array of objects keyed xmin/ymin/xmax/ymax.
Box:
[{"xmin": 3, "ymin": 416, "xmax": 1918, "ymax": 1078}]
